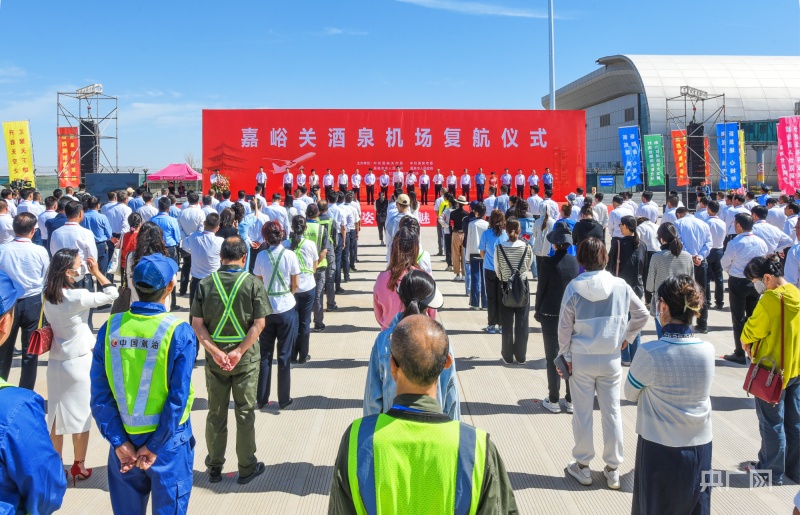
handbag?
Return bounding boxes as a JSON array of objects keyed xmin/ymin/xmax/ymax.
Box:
[
  {"xmin": 743, "ymin": 294, "xmax": 784, "ymax": 404},
  {"xmin": 111, "ymin": 271, "xmax": 132, "ymax": 315},
  {"xmin": 28, "ymin": 296, "xmax": 53, "ymax": 355}
]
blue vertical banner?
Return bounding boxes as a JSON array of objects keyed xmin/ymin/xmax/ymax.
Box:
[
  {"xmin": 716, "ymin": 122, "xmax": 741, "ymax": 189},
  {"xmin": 619, "ymin": 126, "xmax": 643, "ymax": 188}
]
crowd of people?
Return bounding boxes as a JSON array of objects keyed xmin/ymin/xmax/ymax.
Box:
[{"xmin": 0, "ymin": 174, "xmax": 799, "ymax": 513}]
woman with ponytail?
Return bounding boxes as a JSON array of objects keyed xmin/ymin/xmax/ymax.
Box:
[
  {"xmin": 373, "ymin": 226, "xmax": 437, "ymax": 330},
  {"xmin": 645, "ymin": 222, "xmax": 694, "ymax": 338},
  {"xmin": 607, "ymin": 215, "xmax": 646, "ymax": 365},
  {"xmin": 283, "ymin": 215, "xmax": 318, "ymax": 364},
  {"xmin": 625, "ymin": 275, "xmax": 714, "ymax": 514},
  {"xmin": 364, "ymin": 270, "xmax": 461, "ymax": 420}
]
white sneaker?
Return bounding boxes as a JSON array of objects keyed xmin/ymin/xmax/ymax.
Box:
[
  {"xmin": 567, "ymin": 461, "xmax": 592, "ymax": 486},
  {"xmin": 542, "ymin": 399, "xmax": 561, "ymax": 413},
  {"xmin": 603, "ymin": 467, "xmax": 620, "ymax": 490},
  {"xmin": 565, "ymin": 401, "xmax": 574, "ymax": 414}
]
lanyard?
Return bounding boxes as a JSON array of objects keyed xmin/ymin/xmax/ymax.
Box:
[{"xmin": 390, "ymin": 404, "xmax": 425, "ymax": 413}]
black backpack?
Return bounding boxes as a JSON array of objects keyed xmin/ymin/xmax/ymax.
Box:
[{"xmin": 498, "ymin": 245, "xmax": 529, "ymax": 308}]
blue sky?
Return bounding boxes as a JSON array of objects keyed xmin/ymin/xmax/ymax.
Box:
[{"xmin": 0, "ymin": 0, "xmax": 798, "ymax": 171}]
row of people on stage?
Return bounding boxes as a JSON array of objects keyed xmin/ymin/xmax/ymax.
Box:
[{"xmin": 245, "ymin": 165, "xmax": 555, "ymax": 206}]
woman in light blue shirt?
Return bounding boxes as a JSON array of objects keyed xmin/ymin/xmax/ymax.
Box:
[
  {"xmin": 363, "ymin": 270, "xmax": 458, "ymax": 419},
  {"xmin": 479, "ymin": 210, "xmax": 509, "ymax": 334}
]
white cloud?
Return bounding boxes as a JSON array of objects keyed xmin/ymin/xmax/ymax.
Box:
[
  {"xmin": 395, "ymin": 0, "xmax": 547, "ymax": 18},
  {"xmin": 0, "ymin": 66, "xmax": 26, "ymax": 83},
  {"xmin": 323, "ymin": 27, "xmax": 368, "ymax": 36}
]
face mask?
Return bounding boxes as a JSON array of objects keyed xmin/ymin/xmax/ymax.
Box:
[
  {"xmin": 754, "ymin": 281, "xmax": 767, "ymax": 295},
  {"xmin": 70, "ymin": 263, "xmax": 88, "ymax": 283}
]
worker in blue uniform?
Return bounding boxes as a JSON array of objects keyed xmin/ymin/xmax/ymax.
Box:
[
  {"xmin": 90, "ymin": 254, "xmax": 197, "ymax": 514},
  {"xmin": 0, "ymin": 271, "xmax": 67, "ymax": 514}
]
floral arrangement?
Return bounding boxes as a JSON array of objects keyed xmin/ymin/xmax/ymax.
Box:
[{"xmin": 211, "ymin": 173, "xmax": 231, "ymax": 194}]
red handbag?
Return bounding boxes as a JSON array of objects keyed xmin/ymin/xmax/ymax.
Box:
[
  {"xmin": 28, "ymin": 296, "xmax": 53, "ymax": 356},
  {"xmin": 743, "ymin": 294, "xmax": 784, "ymax": 405}
]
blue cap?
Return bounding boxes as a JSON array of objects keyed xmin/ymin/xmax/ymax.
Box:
[
  {"xmin": 0, "ymin": 271, "xmax": 23, "ymax": 316},
  {"xmin": 133, "ymin": 254, "xmax": 178, "ymax": 292}
]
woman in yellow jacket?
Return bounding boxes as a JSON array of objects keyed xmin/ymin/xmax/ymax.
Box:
[{"xmin": 741, "ymin": 254, "xmax": 800, "ymax": 486}]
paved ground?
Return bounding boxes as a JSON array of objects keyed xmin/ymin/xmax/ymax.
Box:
[{"xmin": 8, "ymin": 226, "xmax": 799, "ymax": 514}]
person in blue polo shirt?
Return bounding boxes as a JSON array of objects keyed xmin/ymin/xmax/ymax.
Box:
[
  {"xmin": 90, "ymin": 254, "xmax": 197, "ymax": 514},
  {"xmin": 81, "ymin": 196, "xmax": 114, "ymax": 277},
  {"xmin": 0, "ymin": 271, "xmax": 67, "ymax": 514}
]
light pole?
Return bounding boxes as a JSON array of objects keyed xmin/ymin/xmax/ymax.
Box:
[{"xmin": 548, "ymin": 0, "xmax": 556, "ymax": 110}]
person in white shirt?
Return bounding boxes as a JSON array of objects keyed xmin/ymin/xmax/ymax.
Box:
[
  {"xmin": 296, "ymin": 166, "xmax": 307, "ymax": 191},
  {"xmin": 419, "ymin": 170, "xmax": 431, "ymax": 205},
  {"xmin": 364, "ymin": 168, "xmax": 376, "ymax": 205},
  {"xmin": 433, "ymin": 169, "xmax": 445, "ymax": 199},
  {"xmin": 264, "ymin": 193, "xmax": 290, "ymax": 235},
  {"xmin": 460, "ymin": 169, "xmax": 471, "ymax": 201},
  {"xmin": 379, "ymin": 170, "xmax": 391, "ymax": 199},
  {"xmin": 446, "ymin": 170, "xmax": 458, "ymax": 197},
  {"xmin": 592, "ymin": 192, "xmax": 609, "ymax": 237},
  {"xmin": 216, "ymin": 191, "xmax": 233, "ymax": 214},
  {"xmin": 246, "ymin": 198, "xmax": 270, "ymax": 272},
  {"xmin": 253, "ymin": 220, "xmax": 300, "ymax": 409},
  {"xmin": 540, "ymin": 190, "xmax": 560, "ymax": 221},
  {"xmin": 183, "ymin": 213, "xmax": 223, "ymax": 306},
  {"xmin": 393, "ymin": 166, "xmax": 404, "ymax": 192},
  {"xmin": 0, "ymin": 212, "xmax": 50, "ymax": 389},
  {"xmin": 405, "ymin": 170, "xmax": 417, "ymax": 196},
  {"xmin": 704, "ymin": 200, "xmax": 727, "ymax": 310},
  {"xmin": 177, "ymin": 192, "xmax": 207, "ymax": 296},
  {"xmin": 283, "ymin": 169, "xmax": 294, "ymax": 198},
  {"xmin": 49, "ymin": 201, "xmax": 97, "ymax": 262},
  {"xmin": 0, "ymin": 200, "xmax": 15, "ymax": 244},
  {"xmin": 694, "ymin": 198, "xmax": 710, "ymax": 222},
  {"xmin": 743, "ymin": 191, "xmax": 758, "ymax": 211},
  {"xmin": 351, "ymin": 169, "xmax": 362, "ymax": 202},
  {"xmin": 667, "ymin": 190, "xmax": 685, "ymax": 208},
  {"xmin": 609, "ymin": 195, "xmax": 635, "ymax": 241},
  {"xmin": 785, "ymin": 203, "xmax": 800, "ymax": 244},
  {"xmin": 751, "ymin": 205, "xmax": 793, "ymax": 254},
  {"xmin": 210, "ymin": 169, "xmax": 220, "ymax": 185},
  {"xmin": 766, "ymin": 197, "xmax": 787, "ymax": 230},
  {"xmin": 784, "ymin": 223, "xmax": 800, "ymax": 289},
  {"xmin": 724, "ymin": 194, "xmax": 750, "ymax": 247},
  {"xmin": 256, "ymin": 166, "xmax": 268, "ymax": 189},
  {"xmin": 309, "ymin": 169, "xmax": 319, "ymax": 188},
  {"xmin": 136, "ymin": 192, "xmax": 158, "ymax": 222},
  {"xmin": 253, "ymin": 185, "xmax": 269, "ymax": 214},
  {"xmin": 527, "ymin": 186, "xmax": 544, "ymax": 219},
  {"xmin": 500, "ymin": 169, "xmax": 512, "ymax": 187},
  {"xmin": 16, "ymin": 188, "xmax": 43, "ymax": 218},
  {"xmin": 635, "ymin": 191, "xmax": 659, "ymax": 224},
  {"xmin": 236, "ymin": 190, "xmax": 252, "ymax": 216},
  {"xmin": 1, "ymin": 190, "xmax": 17, "ymax": 217},
  {"xmin": 201, "ymin": 195, "xmax": 217, "ymax": 217},
  {"xmin": 323, "ymin": 169, "xmax": 335, "ymax": 201},
  {"xmin": 483, "ymin": 187, "xmax": 498, "ymax": 214},
  {"xmin": 341, "ymin": 193, "xmax": 360, "ymax": 280},
  {"xmin": 622, "ymin": 192, "xmax": 638, "ymax": 214},
  {"xmin": 338, "ymin": 169, "xmax": 349, "ymax": 194},
  {"xmin": 528, "ymin": 170, "xmax": 540, "ymax": 197},
  {"xmin": 283, "ymin": 216, "xmax": 319, "ymax": 364},
  {"xmin": 514, "ymin": 169, "xmax": 526, "ymax": 198},
  {"xmin": 38, "ymin": 196, "xmax": 59, "ymax": 250}
]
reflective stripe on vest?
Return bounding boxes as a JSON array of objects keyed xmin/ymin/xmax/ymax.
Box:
[
  {"xmin": 104, "ymin": 312, "xmax": 193, "ymax": 434},
  {"xmin": 210, "ymin": 271, "xmax": 249, "ymax": 343},
  {"xmin": 319, "ymin": 218, "xmax": 335, "ymax": 246},
  {"xmin": 294, "ymin": 238, "xmax": 314, "ymax": 275},
  {"xmin": 0, "ymin": 378, "xmax": 11, "ymax": 389},
  {"xmin": 266, "ymin": 247, "xmax": 290, "ymax": 296},
  {"xmin": 347, "ymin": 414, "xmax": 487, "ymax": 515},
  {"xmin": 305, "ymin": 220, "xmax": 327, "ymax": 268}
]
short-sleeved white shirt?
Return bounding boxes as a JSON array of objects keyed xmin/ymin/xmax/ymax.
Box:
[
  {"xmin": 282, "ymin": 238, "xmax": 318, "ymax": 293},
  {"xmin": 254, "ymin": 244, "xmax": 300, "ymax": 313}
]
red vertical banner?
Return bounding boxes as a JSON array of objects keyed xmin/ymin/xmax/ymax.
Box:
[
  {"xmin": 704, "ymin": 136, "xmax": 710, "ymax": 180},
  {"xmin": 777, "ymin": 116, "xmax": 800, "ymax": 193},
  {"xmin": 57, "ymin": 127, "xmax": 80, "ymax": 188},
  {"xmin": 671, "ymin": 129, "xmax": 688, "ymax": 186}
]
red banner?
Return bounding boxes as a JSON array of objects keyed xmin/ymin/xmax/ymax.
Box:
[
  {"xmin": 202, "ymin": 109, "xmax": 586, "ymax": 203},
  {"xmin": 671, "ymin": 129, "xmax": 688, "ymax": 187},
  {"xmin": 704, "ymin": 136, "xmax": 710, "ymax": 180},
  {"xmin": 57, "ymin": 127, "xmax": 80, "ymax": 188},
  {"xmin": 777, "ymin": 116, "xmax": 800, "ymax": 193}
]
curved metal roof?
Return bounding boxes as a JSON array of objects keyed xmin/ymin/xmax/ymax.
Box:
[{"xmin": 542, "ymin": 55, "xmax": 800, "ymax": 135}]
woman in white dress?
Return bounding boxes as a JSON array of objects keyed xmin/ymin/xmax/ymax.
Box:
[{"xmin": 44, "ymin": 248, "xmax": 119, "ymax": 484}]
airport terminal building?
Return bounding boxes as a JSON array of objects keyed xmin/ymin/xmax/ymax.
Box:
[{"xmin": 542, "ymin": 55, "xmax": 800, "ymax": 192}]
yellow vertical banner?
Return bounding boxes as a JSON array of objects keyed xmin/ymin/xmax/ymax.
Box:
[
  {"xmin": 738, "ymin": 129, "xmax": 748, "ymax": 184},
  {"xmin": 3, "ymin": 121, "xmax": 35, "ymax": 187}
]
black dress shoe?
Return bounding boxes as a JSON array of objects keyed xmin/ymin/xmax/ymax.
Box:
[
  {"xmin": 694, "ymin": 326, "xmax": 708, "ymax": 334},
  {"xmin": 313, "ymin": 324, "xmax": 325, "ymax": 332},
  {"xmin": 237, "ymin": 462, "xmax": 265, "ymax": 485},
  {"xmin": 279, "ymin": 398, "xmax": 294, "ymax": 410},
  {"xmin": 335, "ymin": 288, "xmax": 345, "ymax": 294},
  {"xmin": 209, "ymin": 466, "xmax": 222, "ymax": 483},
  {"xmin": 297, "ymin": 355, "xmax": 311, "ymax": 364},
  {"xmin": 723, "ymin": 353, "xmax": 747, "ymax": 365}
]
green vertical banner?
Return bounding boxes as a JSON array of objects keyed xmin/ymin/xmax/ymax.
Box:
[{"xmin": 643, "ymin": 134, "xmax": 664, "ymax": 186}]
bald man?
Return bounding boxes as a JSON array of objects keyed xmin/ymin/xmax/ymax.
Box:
[{"xmin": 329, "ymin": 315, "xmax": 517, "ymax": 514}]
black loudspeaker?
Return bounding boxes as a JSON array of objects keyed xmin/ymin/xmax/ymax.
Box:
[
  {"xmin": 687, "ymin": 123, "xmax": 705, "ymax": 177},
  {"xmin": 79, "ymin": 120, "xmax": 99, "ymax": 179}
]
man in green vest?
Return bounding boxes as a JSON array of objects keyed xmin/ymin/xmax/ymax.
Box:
[
  {"xmin": 329, "ymin": 315, "xmax": 517, "ymax": 514},
  {"xmin": 316, "ymin": 199, "xmax": 339, "ymax": 317},
  {"xmin": 191, "ymin": 236, "xmax": 270, "ymax": 484},
  {"xmin": 90, "ymin": 254, "xmax": 197, "ymax": 514},
  {"xmin": 307, "ymin": 202, "xmax": 334, "ymax": 332},
  {"xmin": 0, "ymin": 271, "xmax": 66, "ymax": 514}
]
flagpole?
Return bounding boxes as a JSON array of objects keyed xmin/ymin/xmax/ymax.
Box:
[{"xmin": 548, "ymin": 0, "xmax": 556, "ymax": 110}]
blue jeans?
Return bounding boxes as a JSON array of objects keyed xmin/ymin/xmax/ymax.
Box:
[
  {"xmin": 469, "ymin": 257, "xmax": 487, "ymax": 308},
  {"xmin": 754, "ymin": 376, "xmax": 800, "ymax": 484},
  {"xmin": 464, "ymin": 255, "xmax": 471, "ymax": 295}
]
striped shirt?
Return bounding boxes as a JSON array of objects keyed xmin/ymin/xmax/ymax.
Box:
[{"xmin": 493, "ymin": 240, "xmax": 533, "ymax": 281}]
